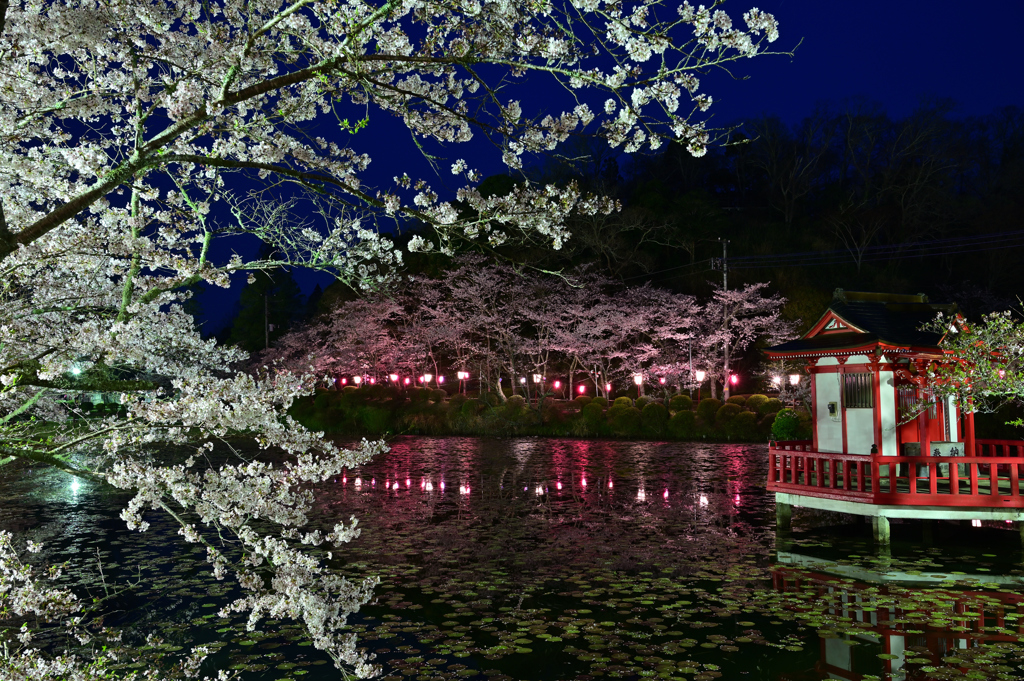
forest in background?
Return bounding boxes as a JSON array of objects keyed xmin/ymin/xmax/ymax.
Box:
[{"xmin": 219, "ymin": 99, "xmax": 1024, "ymax": 380}]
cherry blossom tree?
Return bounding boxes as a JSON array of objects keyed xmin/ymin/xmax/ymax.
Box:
[
  {"xmin": 0, "ymin": 0, "xmax": 786, "ymax": 674},
  {"xmin": 696, "ymin": 283, "xmax": 793, "ymax": 400},
  {"xmin": 258, "ymin": 294, "xmax": 413, "ymax": 381}
]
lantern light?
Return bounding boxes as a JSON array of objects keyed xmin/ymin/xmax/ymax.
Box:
[
  {"xmin": 424, "ymin": 373, "xmax": 433, "ymax": 383},
  {"xmin": 998, "ymin": 369, "xmax": 1006, "ymax": 379},
  {"xmin": 694, "ymin": 370, "xmax": 706, "ymax": 382},
  {"xmin": 520, "ymin": 377, "xmax": 527, "ymax": 384},
  {"xmin": 633, "ymin": 374, "xmax": 643, "ymax": 386},
  {"xmin": 370, "ymin": 377, "xmax": 376, "ymax": 384},
  {"xmin": 553, "ymin": 380, "xmax": 561, "ymax": 389},
  {"xmin": 729, "ymin": 374, "xmax": 738, "ymax": 385},
  {"xmin": 533, "ymin": 373, "xmax": 543, "ymax": 384},
  {"xmin": 789, "ymin": 374, "xmax": 800, "ymax": 386},
  {"xmin": 578, "ymin": 385, "xmax": 586, "ymax": 394},
  {"xmin": 353, "ymin": 375, "xmax": 362, "ymax": 385},
  {"xmin": 659, "ymin": 377, "xmax": 666, "ymax": 385},
  {"xmin": 404, "ymin": 377, "xmax": 411, "ymax": 385},
  {"xmin": 437, "ymin": 375, "xmax": 445, "ymax": 384},
  {"xmin": 389, "ymin": 373, "xmax": 399, "ymax": 382},
  {"xmin": 340, "ymin": 377, "xmax": 347, "ymax": 385},
  {"xmin": 605, "ymin": 383, "xmax": 612, "ymax": 392},
  {"xmin": 772, "ymin": 375, "xmax": 781, "ymax": 386}
]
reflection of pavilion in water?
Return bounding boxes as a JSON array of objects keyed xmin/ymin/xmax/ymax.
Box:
[{"xmin": 773, "ymin": 551, "xmax": 1024, "ymax": 681}]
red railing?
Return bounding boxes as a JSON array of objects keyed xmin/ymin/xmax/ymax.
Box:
[{"xmin": 768, "ymin": 440, "xmax": 1024, "ymax": 507}]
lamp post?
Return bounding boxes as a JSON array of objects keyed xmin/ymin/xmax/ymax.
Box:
[
  {"xmin": 694, "ymin": 369, "xmax": 706, "ymax": 403},
  {"xmin": 632, "ymin": 373, "xmax": 643, "ymax": 399},
  {"xmin": 788, "ymin": 373, "xmax": 800, "ymax": 407}
]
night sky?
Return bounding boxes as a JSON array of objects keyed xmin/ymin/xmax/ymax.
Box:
[{"xmin": 199, "ymin": 0, "xmax": 1024, "ymax": 335}]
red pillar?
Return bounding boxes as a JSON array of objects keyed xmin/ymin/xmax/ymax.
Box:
[
  {"xmin": 920, "ymin": 388, "xmax": 932, "ymax": 458},
  {"xmin": 965, "ymin": 398, "xmax": 976, "ymax": 456}
]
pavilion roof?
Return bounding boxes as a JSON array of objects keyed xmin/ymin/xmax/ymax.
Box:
[{"xmin": 766, "ymin": 290, "xmax": 957, "ymax": 359}]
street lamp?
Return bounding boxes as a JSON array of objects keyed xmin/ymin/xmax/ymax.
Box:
[
  {"xmin": 729, "ymin": 374, "xmax": 738, "ymax": 386},
  {"xmin": 424, "ymin": 373, "xmax": 433, "ymax": 384},
  {"xmin": 437, "ymin": 375, "xmax": 445, "ymax": 384},
  {"xmin": 632, "ymin": 373, "xmax": 643, "ymax": 399},
  {"xmin": 389, "ymin": 373, "xmax": 399, "ymax": 383},
  {"xmin": 353, "ymin": 375, "xmax": 362, "ymax": 385},
  {"xmin": 772, "ymin": 375, "xmax": 781, "ymax": 387},
  {"xmin": 578, "ymin": 384, "xmax": 586, "ymax": 395},
  {"xmin": 532, "ymin": 374, "xmax": 543, "ymax": 384},
  {"xmin": 694, "ymin": 369, "xmax": 706, "ymax": 403}
]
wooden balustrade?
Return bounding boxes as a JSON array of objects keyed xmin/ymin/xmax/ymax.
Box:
[{"xmin": 768, "ymin": 441, "xmax": 1024, "ymax": 507}]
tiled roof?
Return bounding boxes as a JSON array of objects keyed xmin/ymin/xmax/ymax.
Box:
[{"xmin": 766, "ymin": 290, "xmax": 957, "ymax": 356}]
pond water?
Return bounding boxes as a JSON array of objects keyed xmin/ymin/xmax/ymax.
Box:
[{"xmin": 4, "ymin": 437, "xmax": 1024, "ymax": 681}]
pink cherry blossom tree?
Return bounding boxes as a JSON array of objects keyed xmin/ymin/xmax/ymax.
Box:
[{"xmin": 696, "ymin": 283, "xmax": 795, "ymax": 401}]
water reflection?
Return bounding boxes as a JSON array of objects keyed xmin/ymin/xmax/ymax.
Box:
[{"xmin": 5, "ymin": 437, "xmax": 1024, "ymax": 681}]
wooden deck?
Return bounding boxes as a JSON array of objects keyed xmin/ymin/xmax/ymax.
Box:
[{"xmin": 768, "ymin": 439, "xmax": 1024, "ymax": 509}]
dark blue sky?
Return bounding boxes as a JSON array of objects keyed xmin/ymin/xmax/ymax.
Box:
[{"xmin": 199, "ymin": 0, "xmax": 1024, "ymax": 335}]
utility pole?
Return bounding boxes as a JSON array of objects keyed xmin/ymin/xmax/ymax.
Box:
[{"xmin": 716, "ymin": 238, "xmax": 731, "ymax": 401}]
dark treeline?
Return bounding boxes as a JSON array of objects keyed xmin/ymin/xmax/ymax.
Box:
[{"xmin": 475, "ymin": 99, "xmax": 1024, "ymax": 330}]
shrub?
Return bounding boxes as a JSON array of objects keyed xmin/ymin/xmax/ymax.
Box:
[
  {"xmin": 715, "ymin": 402, "xmax": 742, "ymax": 427},
  {"xmin": 505, "ymin": 395, "xmax": 527, "ymax": 411},
  {"xmin": 758, "ymin": 412, "xmax": 777, "ymax": 434},
  {"xmin": 461, "ymin": 399, "xmax": 482, "ymax": 417},
  {"xmin": 313, "ymin": 390, "xmax": 332, "ymax": 410},
  {"xmin": 668, "ymin": 394, "xmax": 692, "ymax": 413},
  {"xmin": 745, "ymin": 394, "xmax": 769, "ymax": 414},
  {"xmin": 726, "ymin": 411, "xmax": 759, "ymax": 440},
  {"xmin": 635, "ymin": 396, "xmax": 652, "ymax": 411},
  {"xmin": 342, "ymin": 385, "xmax": 358, "ymax": 394},
  {"xmin": 590, "ymin": 396, "xmax": 609, "ymax": 409},
  {"xmin": 771, "ymin": 408, "xmax": 802, "ymax": 440},
  {"xmin": 581, "ymin": 402, "xmax": 605, "ymax": 430},
  {"xmin": 542, "ymin": 400, "xmax": 567, "ymax": 426},
  {"xmin": 448, "ymin": 393, "xmax": 468, "ymax": 411},
  {"xmin": 609, "ymin": 406, "xmax": 642, "ymax": 437},
  {"xmin": 482, "ymin": 392, "xmax": 501, "ymax": 407},
  {"xmin": 668, "ymin": 410, "xmax": 697, "ymax": 438},
  {"xmin": 641, "ymin": 402, "xmax": 669, "ymax": 435},
  {"xmin": 410, "ymin": 387, "xmax": 430, "ymax": 402},
  {"xmin": 430, "ymin": 388, "xmax": 447, "ymax": 403},
  {"xmin": 696, "ymin": 398, "xmax": 722, "ymax": 423},
  {"xmin": 574, "ymin": 395, "xmax": 592, "ymax": 408},
  {"xmin": 760, "ymin": 397, "xmax": 783, "ymax": 415},
  {"xmin": 357, "ymin": 406, "xmax": 392, "ymax": 433},
  {"xmin": 613, "ymin": 396, "xmax": 634, "ymax": 408},
  {"xmin": 726, "ymin": 395, "xmax": 746, "ymax": 406}
]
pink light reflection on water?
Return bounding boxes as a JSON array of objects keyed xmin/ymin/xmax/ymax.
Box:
[
  {"xmin": 406, "ymin": 478, "xmax": 411, "ymax": 488},
  {"xmin": 556, "ymin": 481, "xmax": 562, "ymax": 491},
  {"xmin": 439, "ymin": 481, "xmax": 445, "ymax": 492},
  {"xmin": 392, "ymin": 482, "xmax": 400, "ymax": 491},
  {"xmin": 608, "ymin": 479, "xmax": 613, "ymax": 489},
  {"xmin": 663, "ymin": 489, "xmax": 669, "ymax": 499},
  {"xmin": 581, "ymin": 477, "xmax": 587, "ymax": 488}
]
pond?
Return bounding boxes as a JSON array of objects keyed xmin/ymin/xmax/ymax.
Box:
[{"xmin": 4, "ymin": 437, "xmax": 1024, "ymax": 681}]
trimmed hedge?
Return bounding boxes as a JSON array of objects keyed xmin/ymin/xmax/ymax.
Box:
[
  {"xmin": 641, "ymin": 402, "xmax": 669, "ymax": 435},
  {"xmin": 745, "ymin": 394, "xmax": 769, "ymax": 414},
  {"xmin": 668, "ymin": 410, "xmax": 697, "ymax": 438},
  {"xmin": 696, "ymin": 398, "xmax": 722, "ymax": 423},
  {"xmin": 613, "ymin": 396, "xmax": 634, "ymax": 408},
  {"xmin": 609, "ymin": 406, "xmax": 642, "ymax": 437},
  {"xmin": 668, "ymin": 394, "xmax": 692, "ymax": 413}
]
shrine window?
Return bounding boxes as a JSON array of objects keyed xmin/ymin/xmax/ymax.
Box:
[{"xmin": 843, "ymin": 372, "xmax": 874, "ymax": 408}]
